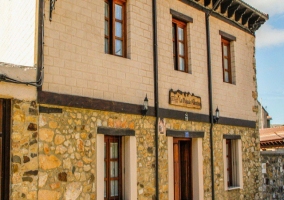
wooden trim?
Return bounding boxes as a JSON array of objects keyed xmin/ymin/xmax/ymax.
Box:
[
  {"xmin": 219, "ymin": 30, "xmax": 236, "ymax": 41},
  {"xmin": 1, "ymin": 99, "xmax": 11, "ymax": 200},
  {"xmin": 98, "ymin": 127, "xmax": 135, "ymax": 136},
  {"xmin": 167, "ymin": 130, "xmax": 204, "ymax": 138},
  {"xmin": 223, "ymin": 134, "xmax": 241, "ymax": 139},
  {"xmin": 38, "ymin": 91, "xmax": 256, "ymax": 128},
  {"xmin": 39, "ymin": 106, "xmax": 62, "ymax": 114},
  {"xmin": 170, "ymin": 9, "xmax": 193, "ymax": 23}
]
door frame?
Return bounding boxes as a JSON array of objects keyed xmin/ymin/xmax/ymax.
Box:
[
  {"xmin": 0, "ymin": 99, "xmax": 11, "ymax": 200},
  {"xmin": 173, "ymin": 137, "xmax": 193, "ymax": 200}
]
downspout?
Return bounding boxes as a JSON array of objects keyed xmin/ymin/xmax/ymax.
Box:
[
  {"xmin": 152, "ymin": 0, "xmax": 159, "ymax": 199},
  {"xmin": 205, "ymin": 1, "xmax": 223, "ymax": 199},
  {"xmin": 36, "ymin": 0, "xmax": 44, "ymax": 90}
]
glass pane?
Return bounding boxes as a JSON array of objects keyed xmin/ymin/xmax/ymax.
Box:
[
  {"xmin": 110, "ymin": 142, "xmax": 118, "ymax": 158},
  {"xmin": 105, "ymin": 21, "xmax": 109, "ymax": 36},
  {"xmin": 115, "ymin": 22, "xmax": 122, "ymax": 37},
  {"xmin": 111, "ymin": 180, "xmax": 119, "ymax": 196},
  {"xmin": 178, "ymin": 27, "xmax": 184, "ymax": 40},
  {"xmin": 104, "ymin": 181, "xmax": 106, "ymax": 197},
  {"xmin": 115, "ymin": 40, "xmax": 122, "ymax": 56},
  {"xmin": 115, "ymin": 4, "xmax": 122, "ymax": 20},
  {"xmin": 224, "ymin": 59, "xmax": 228, "ymax": 69},
  {"xmin": 105, "ymin": 2, "xmax": 109, "ymax": 17},
  {"xmin": 104, "ymin": 142, "xmax": 106, "ymax": 158},
  {"xmin": 110, "ymin": 161, "xmax": 118, "ymax": 177},
  {"xmin": 224, "ymin": 71, "xmax": 229, "ymax": 82},
  {"xmin": 223, "ymin": 45, "xmax": 228, "ymax": 56},
  {"xmin": 179, "ymin": 57, "xmax": 185, "ymax": 71},
  {"xmin": 105, "ymin": 38, "xmax": 109, "ymax": 53},
  {"xmin": 179, "ymin": 42, "xmax": 184, "ymax": 56},
  {"xmin": 173, "ymin": 41, "xmax": 176, "ymax": 55},
  {"xmin": 104, "ymin": 161, "xmax": 106, "ymax": 178}
]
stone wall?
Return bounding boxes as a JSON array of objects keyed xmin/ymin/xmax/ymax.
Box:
[
  {"xmin": 37, "ymin": 105, "xmax": 165, "ymax": 200},
  {"xmin": 11, "ymin": 100, "xmax": 39, "ymax": 199},
  {"xmin": 9, "ymin": 102, "xmax": 261, "ymax": 199},
  {"xmin": 261, "ymin": 151, "xmax": 284, "ymax": 200},
  {"xmin": 164, "ymin": 119, "xmax": 262, "ymax": 200}
]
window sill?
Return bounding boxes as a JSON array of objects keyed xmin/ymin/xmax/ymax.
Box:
[{"xmin": 227, "ymin": 186, "xmax": 241, "ymax": 191}]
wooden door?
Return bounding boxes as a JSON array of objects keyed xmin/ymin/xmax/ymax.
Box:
[{"xmin": 173, "ymin": 138, "xmax": 192, "ymax": 200}]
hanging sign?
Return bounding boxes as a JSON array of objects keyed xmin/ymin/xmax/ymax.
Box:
[{"xmin": 169, "ymin": 89, "xmax": 202, "ymax": 109}]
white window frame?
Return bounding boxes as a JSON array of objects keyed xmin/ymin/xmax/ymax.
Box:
[
  {"xmin": 97, "ymin": 134, "xmax": 137, "ymax": 199},
  {"xmin": 223, "ymin": 138, "xmax": 243, "ymax": 190}
]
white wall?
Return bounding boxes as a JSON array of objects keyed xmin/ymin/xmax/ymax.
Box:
[{"xmin": 0, "ymin": 0, "xmax": 36, "ymax": 66}]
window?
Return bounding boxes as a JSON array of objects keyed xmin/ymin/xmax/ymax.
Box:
[
  {"xmin": 104, "ymin": 136, "xmax": 122, "ymax": 199},
  {"xmin": 172, "ymin": 19, "xmax": 188, "ymax": 72},
  {"xmin": 221, "ymin": 38, "xmax": 232, "ymax": 83},
  {"xmin": 223, "ymin": 138, "xmax": 243, "ymax": 190},
  {"xmin": 96, "ymin": 127, "xmax": 137, "ymax": 199},
  {"xmin": 104, "ymin": 0, "xmax": 126, "ymax": 57}
]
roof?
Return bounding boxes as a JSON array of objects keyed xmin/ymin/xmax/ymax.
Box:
[
  {"xmin": 187, "ymin": 0, "xmax": 269, "ymax": 33},
  {"xmin": 260, "ymin": 126, "xmax": 284, "ymax": 148}
]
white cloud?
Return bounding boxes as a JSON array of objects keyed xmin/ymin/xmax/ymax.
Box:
[
  {"xmin": 244, "ymin": 0, "xmax": 284, "ymax": 16},
  {"xmin": 255, "ymin": 24, "xmax": 284, "ymax": 48}
]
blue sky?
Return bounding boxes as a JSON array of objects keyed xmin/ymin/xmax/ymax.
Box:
[{"xmin": 246, "ymin": 0, "xmax": 284, "ymax": 124}]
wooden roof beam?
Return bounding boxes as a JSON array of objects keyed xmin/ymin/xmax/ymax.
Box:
[
  {"xmin": 228, "ymin": 4, "xmax": 240, "ymax": 18},
  {"xmin": 242, "ymin": 12, "xmax": 253, "ymax": 26},
  {"xmin": 221, "ymin": 0, "xmax": 233, "ymax": 14},
  {"xmin": 235, "ymin": 8, "xmax": 247, "ymax": 22}
]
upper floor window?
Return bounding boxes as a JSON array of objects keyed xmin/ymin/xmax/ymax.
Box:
[
  {"xmin": 172, "ymin": 19, "xmax": 188, "ymax": 72},
  {"xmin": 105, "ymin": 0, "xmax": 126, "ymax": 57},
  {"xmin": 221, "ymin": 38, "xmax": 232, "ymax": 83},
  {"xmin": 219, "ymin": 31, "xmax": 236, "ymax": 84}
]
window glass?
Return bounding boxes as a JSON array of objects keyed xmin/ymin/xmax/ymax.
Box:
[
  {"xmin": 115, "ymin": 22, "xmax": 122, "ymax": 37},
  {"xmin": 178, "ymin": 27, "xmax": 184, "ymax": 40},
  {"xmin": 111, "ymin": 180, "xmax": 119, "ymax": 196},
  {"xmin": 179, "ymin": 57, "xmax": 185, "ymax": 71},
  {"xmin": 115, "ymin": 4, "xmax": 122, "ymax": 20},
  {"xmin": 223, "ymin": 45, "xmax": 228, "ymax": 56},
  {"xmin": 115, "ymin": 40, "xmax": 122, "ymax": 56},
  {"xmin": 224, "ymin": 59, "xmax": 228, "ymax": 69},
  {"xmin": 105, "ymin": 2, "xmax": 109, "ymax": 17},
  {"xmin": 179, "ymin": 42, "xmax": 184, "ymax": 56}
]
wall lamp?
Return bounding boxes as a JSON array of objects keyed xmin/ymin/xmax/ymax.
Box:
[
  {"xmin": 213, "ymin": 107, "xmax": 220, "ymax": 123},
  {"xmin": 142, "ymin": 94, "xmax": 148, "ymax": 116}
]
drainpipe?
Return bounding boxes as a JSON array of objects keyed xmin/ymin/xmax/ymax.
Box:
[
  {"xmin": 152, "ymin": 0, "xmax": 159, "ymax": 199},
  {"xmin": 205, "ymin": 1, "xmax": 223, "ymax": 199}
]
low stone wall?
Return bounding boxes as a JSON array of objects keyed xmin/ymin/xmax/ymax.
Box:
[{"xmin": 261, "ymin": 151, "xmax": 284, "ymax": 200}]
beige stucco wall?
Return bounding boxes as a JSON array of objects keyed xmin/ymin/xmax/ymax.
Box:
[
  {"xmin": 43, "ymin": 0, "xmax": 155, "ymax": 106},
  {"xmin": 43, "ymin": 0, "xmax": 257, "ymax": 121},
  {"xmin": 157, "ymin": 0, "xmax": 257, "ymax": 121}
]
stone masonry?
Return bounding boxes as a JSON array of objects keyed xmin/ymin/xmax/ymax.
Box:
[{"xmin": 261, "ymin": 151, "xmax": 284, "ymax": 200}]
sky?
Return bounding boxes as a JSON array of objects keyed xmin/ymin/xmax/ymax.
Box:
[{"xmin": 245, "ymin": 0, "xmax": 284, "ymax": 125}]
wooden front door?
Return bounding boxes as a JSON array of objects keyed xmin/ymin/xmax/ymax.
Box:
[{"xmin": 173, "ymin": 138, "xmax": 192, "ymax": 200}]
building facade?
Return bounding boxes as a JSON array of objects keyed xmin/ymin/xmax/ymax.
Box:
[{"xmin": 0, "ymin": 0, "xmax": 268, "ymax": 199}]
